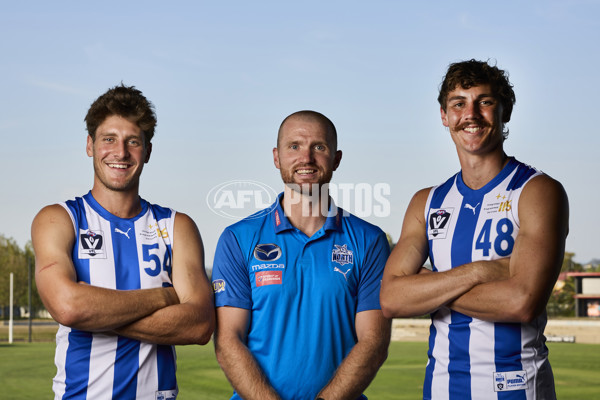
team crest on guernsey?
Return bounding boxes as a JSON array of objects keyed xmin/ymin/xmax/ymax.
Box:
[
  {"xmin": 78, "ymin": 229, "xmax": 107, "ymax": 259},
  {"xmin": 332, "ymin": 244, "xmax": 354, "ymax": 266},
  {"xmin": 428, "ymin": 208, "xmax": 453, "ymax": 240}
]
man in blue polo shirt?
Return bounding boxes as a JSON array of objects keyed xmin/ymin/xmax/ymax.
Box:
[{"xmin": 212, "ymin": 110, "xmax": 391, "ymax": 400}]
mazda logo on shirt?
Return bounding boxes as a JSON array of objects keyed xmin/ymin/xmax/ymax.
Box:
[{"xmin": 253, "ymin": 243, "xmax": 282, "ymax": 261}]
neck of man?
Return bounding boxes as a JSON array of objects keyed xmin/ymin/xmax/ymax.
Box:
[
  {"xmin": 90, "ymin": 184, "xmax": 143, "ymax": 219},
  {"xmin": 281, "ymin": 184, "xmax": 329, "ymax": 237},
  {"xmin": 457, "ymin": 146, "xmax": 509, "ymax": 190}
]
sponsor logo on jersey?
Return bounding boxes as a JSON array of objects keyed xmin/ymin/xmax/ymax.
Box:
[
  {"xmin": 254, "ymin": 243, "xmax": 282, "ymax": 261},
  {"xmin": 334, "ymin": 266, "xmax": 351, "ymax": 281},
  {"xmin": 427, "ymin": 208, "xmax": 452, "ymax": 239},
  {"xmin": 79, "ymin": 229, "xmax": 106, "ymax": 258},
  {"xmin": 493, "ymin": 370, "xmax": 528, "ymax": 392},
  {"xmin": 255, "ymin": 271, "xmax": 282, "ymax": 287},
  {"xmin": 483, "ymin": 192, "xmax": 512, "ymax": 215},
  {"xmin": 274, "ymin": 210, "xmax": 281, "ymax": 226},
  {"xmin": 213, "ymin": 279, "xmax": 226, "ymax": 293},
  {"xmin": 251, "ymin": 263, "xmax": 285, "ymax": 271},
  {"xmin": 464, "ymin": 202, "xmax": 480, "ymax": 215},
  {"xmin": 332, "ymin": 244, "xmax": 354, "ymax": 266},
  {"xmin": 141, "ymin": 223, "xmax": 169, "ymax": 240},
  {"xmin": 114, "ymin": 227, "xmax": 131, "ymax": 239},
  {"xmin": 155, "ymin": 389, "xmax": 177, "ymax": 400}
]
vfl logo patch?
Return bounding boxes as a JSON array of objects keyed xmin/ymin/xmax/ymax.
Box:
[
  {"xmin": 254, "ymin": 243, "xmax": 282, "ymax": 261},
  {"xmin": 428, "ymin": 208, "xmax": 453, "ymax": 239},
  {"xmin": 79, "ymin": 229, "xmax": 107, "ymax": 259},
  {"xmin": 255, "ymin": 271, "xmax": 282, "ymax": 287},
  {"xmin": 332, "ymin": 244, "xmax": 353, "ymax": 266},
  {"xmin": 493, "ymin": 370, "xmax": 528, "ymax": 392},
  {"xmin": 212, "ymin": 279, "xmax": 226, "ymax": 293}
]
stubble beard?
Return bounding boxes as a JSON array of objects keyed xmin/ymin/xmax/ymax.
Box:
[
  {"xmin": 280, "ymin": 169, "xmax": 333, "ymax": 197},
  {"xmin": 93, "ymin": 161, "xmax": 141, "ymax": 193}
]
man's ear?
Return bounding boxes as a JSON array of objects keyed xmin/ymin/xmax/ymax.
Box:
[
  {"xmin": 144, "ymin": 142, "xmax": 152, "ymax": 163},
  {"xmin": 440, "ymin": 106, "xmax": 449, "ymax": 127},
  {"xmin": 333, "ymin": 150, "xmax": 342, "ymax": 171},
  {"xmin": 273, "ymin": 147, "xmax": 280, "ymax": 169},
  {"xmin": 86, "ymin": 135, "xmax": 94, "ymax": 157}
]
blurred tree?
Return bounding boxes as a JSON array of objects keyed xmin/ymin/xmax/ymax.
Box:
[
  {"xmin": 0, "ymin": 235, "xmax": 43, "ymax": 318},
  {"xmin": 547, "ymin": 252, "xmax": 581, "ymax": 317},
  {"xmin": 561, "ymin": 251, "xmax": 583, "ymax": 273}
]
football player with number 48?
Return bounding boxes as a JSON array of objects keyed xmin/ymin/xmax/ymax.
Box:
[{"xmin": 381, "ymin": 59, "xmax": 569, "ymax": 400}]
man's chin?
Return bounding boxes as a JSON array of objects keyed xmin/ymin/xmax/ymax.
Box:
[{"xmin": 284, "ymin": 182, "xmax": 330, "ymax": 196}]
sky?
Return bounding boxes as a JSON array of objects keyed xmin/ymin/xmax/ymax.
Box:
[{"xmin": 1, "ymin": 1, "xmax": 599, "ymax": 266}]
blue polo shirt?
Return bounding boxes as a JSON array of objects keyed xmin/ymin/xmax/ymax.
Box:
[{"xmin": 212, "ymin": 194, "xmax": 390, "ymax": 400}]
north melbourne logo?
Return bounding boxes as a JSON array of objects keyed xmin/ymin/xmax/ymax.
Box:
[{"xmin": 332, "ymin": 244, "xmax": 354, "ymax": 266}]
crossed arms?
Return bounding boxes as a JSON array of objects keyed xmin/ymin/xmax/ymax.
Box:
[
  {"xmin": 380, "ymin": 175, "xmax": 569, "ymax": 323},
  {"xmin": 32, "ymin": 204, "xmax": 215, "ymax": 345}
]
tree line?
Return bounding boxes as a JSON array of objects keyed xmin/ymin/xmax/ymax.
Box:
[{"xmin": 0, "ymin": 235, "xmax": 43, "ymax": 318}]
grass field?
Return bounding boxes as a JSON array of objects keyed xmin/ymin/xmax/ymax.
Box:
[{"xmin": 1, "ymin": 341, "xmax": 599, "ymax": 399}]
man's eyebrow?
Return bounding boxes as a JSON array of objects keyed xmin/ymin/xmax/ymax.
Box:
[
  {"xmin": 448, "ymin": 93, "xmax": 495, "ymax": 102},
  {"xmin": 448, "ymin": 95, "xmax": 466, "ymax": 102}
]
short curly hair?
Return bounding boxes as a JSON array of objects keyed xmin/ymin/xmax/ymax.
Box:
[
  {"xmin": 438, "ymin": 59, "xmax": 516, "ymax": 128},
  {"xmin": 85, "ymin": 84, "xmax": 156, "ymax": 146}
]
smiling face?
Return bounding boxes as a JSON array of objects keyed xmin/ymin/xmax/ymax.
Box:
[
  {"xmin": 86, "ymin": 114, "xmax": 151, "ymax": 194},
  {"xmin": 441, "ymin": 84, "xmax": 505, "ymax": 157},
  {"xmin": 273, "ymin": 116, "xmax": 342, "ymax": 195}
]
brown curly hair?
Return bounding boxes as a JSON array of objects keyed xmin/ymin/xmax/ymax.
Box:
[
  {"xmin": 85, "ymin": 84, "xmax": 157, "ymax": 146},
  {"xmin": 438, "ymin": 59, "xmax": 516, "ymax": 138}
]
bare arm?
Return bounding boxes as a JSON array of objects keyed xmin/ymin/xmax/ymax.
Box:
[
  {"xmin": 32, "ymin": 205, "xmax": 179, "ymax": 331},
  {"xmin": 113, "ymin": 213, "xmax": 216, "ymax": 344},
  {"xmin": 214, "ymin": 307, "xmax": 281, "ymax": 400},
  {"xmin": 448, "ymin": 175, "xmax": 569, "ymax": 322},
  {"xmin": 316, "ymin": 310, "xmax": 391, "ymax": 399},
  {"xmin": 380, "ymin": 189, "xmax": 509, "ymax": 318}
]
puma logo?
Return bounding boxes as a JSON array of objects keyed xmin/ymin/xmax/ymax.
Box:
[
  {"xmin": 464, "ymin": 203, "xmax": 480, "ymax": 215},
  {"xmin": 114, "ymin": 227, "xmax": 131, "ymax": 239},
  {"xmin": 334, "ymin": 267, "xmax": 351, "ymax": 281}
]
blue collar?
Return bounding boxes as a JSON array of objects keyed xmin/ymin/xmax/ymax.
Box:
[{"xmin": 271, "ymin": 192, "xmax": 343, "ymax": 234}]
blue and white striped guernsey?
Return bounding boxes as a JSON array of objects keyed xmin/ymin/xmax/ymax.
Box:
[
  {"xmin": 53, "ymin": 192, "xmax": 178, "ymax": 400},
  {"xmin": 423, "ymin": 158, "xmax": 556, "ymax": 400}
]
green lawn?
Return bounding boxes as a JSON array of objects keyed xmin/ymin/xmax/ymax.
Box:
[{"xmin": 1, "ymin": 342, "xmax": 598, "ymax": 399}]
